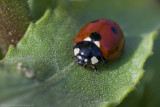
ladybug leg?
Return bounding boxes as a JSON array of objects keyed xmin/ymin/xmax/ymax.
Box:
[
  {"xmin": 72, "ymin": 56, "xmax": 76, "ymax": 59},
  {"xmin": 101, "ymin": 58, "xmax": 107, "ymax": 66},
  {"xmin": 99, "ymin": 56, "xmax": 106, "ymax": 65},
  {"xmin": 104, "ymin": 59, "xmax": 108, "ymax": 66},
  {"xmin": 91, "ymin": 65, "xmax": 97, "ymax": 72},
  {"xmin": 84, "ymin": 64, "xmax": 87, "ymax": 69},
  {"xmin": 75, "ymin": 59, "xmax": 79, "ymax": 64}
]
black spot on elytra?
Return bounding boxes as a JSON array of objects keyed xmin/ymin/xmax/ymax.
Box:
[
  {"xmin": 89, "ymin": 32, "xmax": 101, "ymax": 41},
  {"xmin": 91, "ymin": 20, "xmax": 99, "ymax": 23},
  {"xmin": 112, "ymin": 27, "xmax": 118, "ymax": 35}
]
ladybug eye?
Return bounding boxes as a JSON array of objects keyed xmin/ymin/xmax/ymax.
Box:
[
  {"xmin": 111, "ymin": 27, "xmax": 118, "ymax": 35},
  {"xmin": 89, "ymin": 32, "xmax": 101, "ymax": 41}
]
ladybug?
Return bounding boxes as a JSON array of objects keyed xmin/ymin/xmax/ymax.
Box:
[{"xmin": 73, "ymin": 19, "xmax": 125, "ymax": 71}]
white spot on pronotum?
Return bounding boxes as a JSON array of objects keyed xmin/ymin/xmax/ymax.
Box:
[
  {"xmin": 94, "ymin": 41, "xmax": 100, "ymax": 47},
  {"xmin": 74, "ymin": 48, "xmax": 80, "ymax": 56},
  {"xmin": 84, "ymin": 37, "xmax": 91, "ymax": 41},
  {"xmin": 84, "ymin": 37, "xmax": 100, "ymax": 47},
  {"xmin": 91, "ymin": 56, "xmax": 99, "ymax": 64}
]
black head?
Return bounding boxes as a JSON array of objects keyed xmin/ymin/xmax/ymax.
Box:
[{"xmin": 73, "ymin": 41, "xmax": 105, "ymax": 68}]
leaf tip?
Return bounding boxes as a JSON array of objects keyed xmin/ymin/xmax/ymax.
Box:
[{"xmin": 35, "ymin": 9, "xmax": 52, "ymax": 25}]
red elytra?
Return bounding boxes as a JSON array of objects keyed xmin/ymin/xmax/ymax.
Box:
[{"xmin": 74, "ymin": 19, "xmax": 125, "ymax": 60}]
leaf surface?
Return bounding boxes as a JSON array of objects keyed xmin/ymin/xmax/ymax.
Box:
[{"xmin": 0, "ymin": 0, "xmax": 160, "ymax": 106}]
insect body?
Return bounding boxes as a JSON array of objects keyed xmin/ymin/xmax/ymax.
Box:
[{"xmin": 73, "ymin": 19, "xmax": 125, "ymax": 71}]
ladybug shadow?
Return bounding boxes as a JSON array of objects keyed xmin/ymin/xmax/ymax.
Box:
[{"xmin": 96, "ymin": 36, "xmax": 142, "ymax": 72}]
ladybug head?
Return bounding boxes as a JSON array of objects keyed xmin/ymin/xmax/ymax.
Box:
[
  {"xmin": 75, "ymin": 54, "xmax": 90, "ymax": 67},
  {"xmin": 73, "ymin": 41, "xmax": 105, "ymax": 68}
]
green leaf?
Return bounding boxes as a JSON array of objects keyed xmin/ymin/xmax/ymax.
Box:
[{"xmin": 0, "ymin": 0, "xmax": 160, "ymax": 106}]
